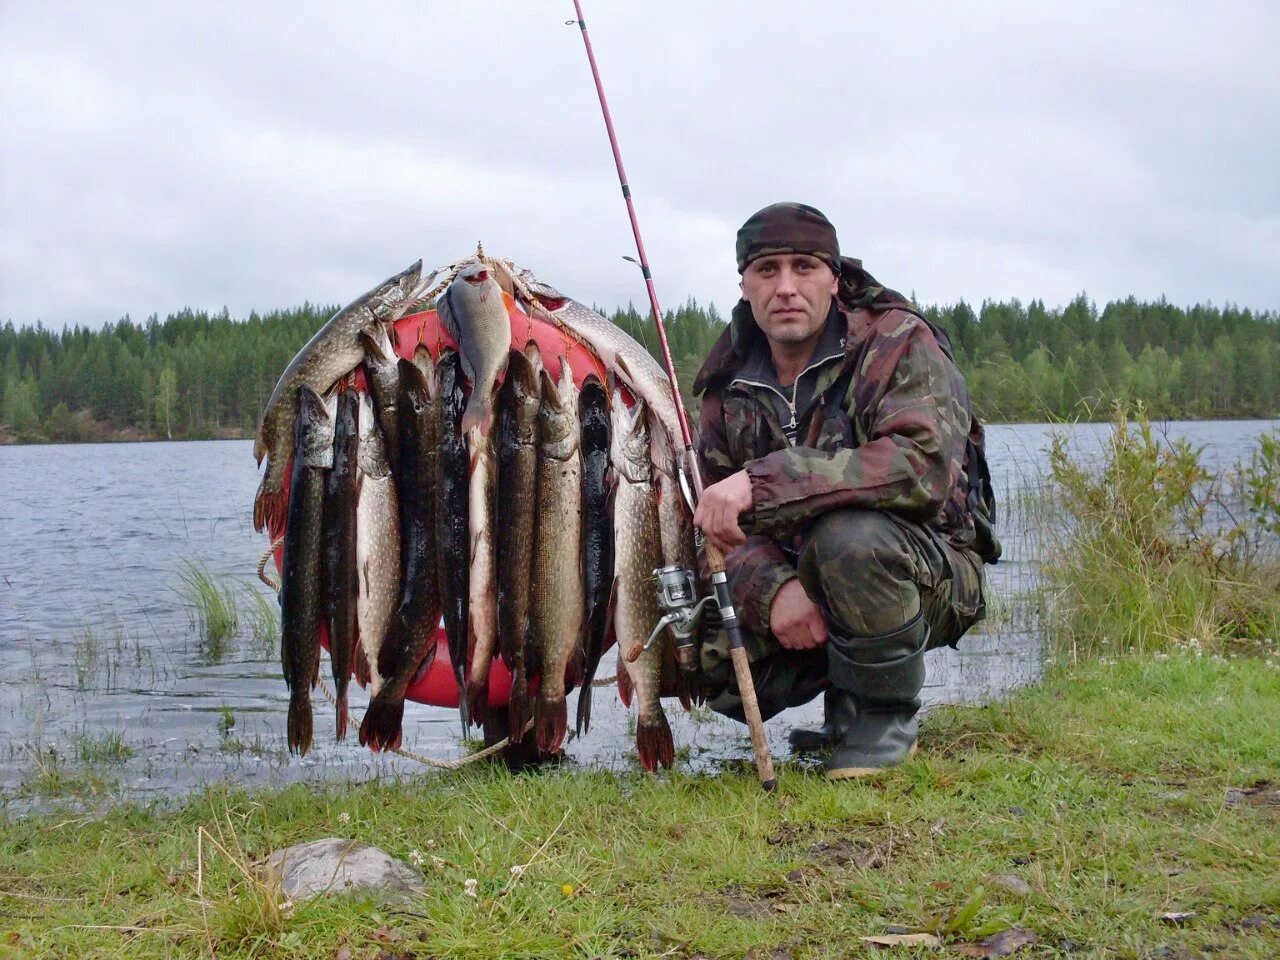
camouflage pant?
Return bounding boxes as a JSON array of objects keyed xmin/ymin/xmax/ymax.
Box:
[{"xmin": 700, "ymin": 508, "xmax": 986, "ymax": 723}]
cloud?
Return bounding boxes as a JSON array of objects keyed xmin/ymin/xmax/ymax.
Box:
[{"xmin": 2, "ymin": 0, "xmax": 1277, "ymax": 329}]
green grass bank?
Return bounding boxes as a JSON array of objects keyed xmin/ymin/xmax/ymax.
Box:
[{"xmin": 3, "ymin": 652, "xmax": 1277, "ymax": 960}]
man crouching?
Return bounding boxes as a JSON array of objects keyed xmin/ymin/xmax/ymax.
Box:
[{"xmin": 692, "ymin": 202, "xmax": 1000, "ymax": 780}]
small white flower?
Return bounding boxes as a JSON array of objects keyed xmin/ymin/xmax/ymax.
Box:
[
  {"xmin": 426, "ymin": 839, "xmax": 437, "ymax": 848},
  {"xmin": 464, "ymin": 878, "xmax": 478, "ymax": 897},
  {"xmin": 279, "ymin": 899, "xmax": 294, "ymax": 916},
  {"xmin": 509, "ymin": 864, "xmax": 525, "ymax": 878},
  {"xmin": 337, "ymin": 811, "xmax": 351, "ymax": 825},
  {"xmin": 408, "ymin": 849, "xmax": 425, "ymax": 867}
]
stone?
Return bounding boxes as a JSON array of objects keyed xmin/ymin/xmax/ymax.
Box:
[
  {"xmin": 261, "ymin": 837, "xmax": 424, "ymax": 902},
  {"xmin": 989, "ymin": 873, "xmax": 1033, "ymax": 896}
]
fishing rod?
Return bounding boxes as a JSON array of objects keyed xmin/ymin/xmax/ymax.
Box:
[{"xmin": 568, "ymin": 0, "xmax": 776, "ymax": 792}]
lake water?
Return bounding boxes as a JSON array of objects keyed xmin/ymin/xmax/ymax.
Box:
[{"xmin": 1, "ymin": 419, "xmax": 1275, "ymax": 809}]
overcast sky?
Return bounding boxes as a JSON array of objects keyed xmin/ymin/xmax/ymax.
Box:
[{"xmin": 2, "ymin": 1, "xmax": 1278, "ymax": 330}]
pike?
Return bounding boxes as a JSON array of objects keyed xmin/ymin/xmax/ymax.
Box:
[
  {"xmin": 463, "ymin": 414, "xmax": 499, "ymax": 725},
  {"xmin": 575, "ymin": 375, "xmax": 613, "ymax": 735},
  {"xmin": 279, "ymin": 386, "xmax": 334, "ymax": 756},
  {"xmin": 322, "ymin": 387, "xmax": 361, "ymax": 740},
  {"xmin": 354, "ymin": 392, "xmax": 400, "ymax": 697},
  {"xmin": 436, "ymin": 349, "xmax": 472, "ymax": 726},
  {"xmin": 570, "ymin": 0, "xmax": 775, "ymax": 789},
  {"xmin": 254, "ymin": 260, "xmax": 421, "ymax": 535},
  {"xmin": 496, "ymin": 346, "xmax": 542, "ymax": 736},
  {"xmin": 361, "ymin": 359, "xmax": 442, "ymax": 752},
  {"xmin": 531, "ymin": 358, "xmax": 585, "ymax": 755},
  {"xmin": 609, "ymin": 389, "xmax": 673, "ymax": 772}
]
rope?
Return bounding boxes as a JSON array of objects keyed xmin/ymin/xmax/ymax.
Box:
[
  {"xmin": 316, "ymin": 674, "xmax": 531, "ymax": 771},
  {"xmin": 257, "ymin": 536, "xmax": 284, "ymax": 592}
]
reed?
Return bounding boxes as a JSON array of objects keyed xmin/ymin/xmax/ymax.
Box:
[
  {"xmin": 178, "ymin": 559, "xmax": 240, "ymax": 653},
  {"xmin": 1041, "ymin": 405, "xmax": 1280, "ymax": 660}
]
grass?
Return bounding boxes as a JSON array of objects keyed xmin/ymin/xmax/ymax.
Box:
[
  {"xmin": 1042, "ymin": 408, "xmax": 1280, "ymax": 659},
  {"xmin": 2, "ymin": 652, "xmax": 1277, "ymax": 959},
  {"xmin": 177, "ymin": 559, "xmax": 240, "ymax": 657}
]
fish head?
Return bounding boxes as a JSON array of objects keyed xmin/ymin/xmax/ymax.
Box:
[
  {"xmin": 368, "ymin": 259, "xmax": 423, "ymax": 318},
  {"xmin": 537, "ymin": 366, "xmax": 578, "ymax": 456},
  {"xmin": 609, "ymin": 390, "xmax": 651, "ymax": 483},
  {"xmin": 297, "ymin": 386, "xmax": 336, "ymax": 467},
  {"xmin": 357, "ymin": 391, "xmax": 391, "ymax": 478},
  {"xmin": 448, "ymin": 260, "xmax": 504, "ymax": 308},
  {"xmin": 359, "ymin": 322, "xmax": 396, "ymax": 368}
]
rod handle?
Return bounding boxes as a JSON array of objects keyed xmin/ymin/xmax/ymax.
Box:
[{"xmin": 730, "ymin": 645, "xmax": 776, "ymax": 791}]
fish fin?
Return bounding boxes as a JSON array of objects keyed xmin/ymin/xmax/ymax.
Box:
[
  {"xmin": 635, "ymin": 711, "xmax": 675, "ymax": 773},
  {"xmin": 616, "ymin": 652, "xmax": 633, "ymax": 708},
  {"xmin": 465, "ymin": 673, "xmax": 489, "ymax": 727},
  {"xmin": 564, "ymin": 627, "xmax": 585, "ymax": 694},
  {"xmin": 508, "ymin": 667, "xmax": 532, "ymax": 739},
  {"xmin": 574, "ymin": 677, "xmax": 593, "ymax": 737},
  {"xmin": 334, "ymin": 684, "xmax": 349, "ymax": 742},
  {"xmin": 535, "ymin": 695, "xmax": 567, "ymax": 755},
  {"xmin": 410, "ymin": 636, "xmax": 439, "ymax": 687},
  {"xmin": 660, "ymin": 639, "xmax": 694, "ymax": 711},
  {"xmin": 353, "ymin": 631, "xmax": 371, "ymax": 688},
  {"xmin": 287, "ymin": 693, "xmax": 313, "ymax": 757},
  {"xmin": 358, "ymin": 690, "xmax": 405, "ymax": 753}
]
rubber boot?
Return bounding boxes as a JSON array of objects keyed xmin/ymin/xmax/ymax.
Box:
[
  {"xmin": 824, "ymin": 611, "xmax": 929, "ymax": 780},
  {"xmin": 788, "ymin": 688, "xmax": 855, "ymax": 751}
]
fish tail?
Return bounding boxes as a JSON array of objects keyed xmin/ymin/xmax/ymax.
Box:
[
  {"xmin": 616, "ymin": 656, "xmax": 634, "ymax": 708},
  {"xmin": 535, "ymin": 695, "xmax": 567, "ymax": 755},
  {"xmin": 354, "ymin": 643, "xmax": 371, "ymax": 688},
  {"xmin": 287, "ymin": 694, "xmax": 313, "ymax": 757},
  {"xmin": 334, "ymin": 685, "xmax": 349, "ymax": 742},
  {"xmin": 635, "ymin": 711, "xmax": 675, "ymax": 773},
  {"xmin": 508, "ymin": 668, "xmax": 532, "ymax": 739},
  {"xmin": 452, "ymin": 661, "xmax": 471, "ymax": 729},
  {"xmin": 575, "ymin": 682, "xmax": 594, "ymax": 737},
  {"xmin": 460, "ymin": 396, "xmax": 494, "ymax": 437},
  {"xmin": 358, "ymin": 693, "xmax": 405, "ymax": 753},
  {"xmin": 466, "ymin": 674, "xmax": 489, "ymax": 727}
]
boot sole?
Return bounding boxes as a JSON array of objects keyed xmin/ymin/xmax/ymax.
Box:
[{"xmin": 825, "ymin": 742, "xmax": 918, "ymax": 781}]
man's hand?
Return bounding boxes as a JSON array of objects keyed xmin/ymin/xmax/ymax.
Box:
[
  {"xmin": 769, "ymin": 579, "xmax": 828, "ymax": 650},
  {"xmin": 693, "ymin": 470, "xmax": 752, "ymax": 553}
]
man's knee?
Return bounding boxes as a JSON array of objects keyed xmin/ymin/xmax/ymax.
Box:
[{"xmin": 798, "ymin": 509, "xmax": 924, "ymax": 635}]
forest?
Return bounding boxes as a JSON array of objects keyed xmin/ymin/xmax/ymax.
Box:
[{"xmin": 1, "ymin": 293, "xmax": 1277, "ymax": 443}]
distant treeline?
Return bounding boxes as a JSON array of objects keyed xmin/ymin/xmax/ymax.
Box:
[{"xmin": 1, "ymin": 294, "xmax": 1277, "ymax": 442}]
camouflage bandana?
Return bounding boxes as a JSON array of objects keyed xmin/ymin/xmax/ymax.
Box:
[{"xmin": 736, "ymin": 202, "xmax": 840, "ymax": 274}]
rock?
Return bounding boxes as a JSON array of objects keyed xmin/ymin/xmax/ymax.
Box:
[
  {"xmin": 261, "ymin": 838, "xmax": 424, "ymax": 902},
  {"xmin": 989, "ymin": 873, "xmax": 1033, "ymax": 896}
]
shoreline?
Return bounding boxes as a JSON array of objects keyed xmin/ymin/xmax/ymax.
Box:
[{"xmin": 4, "ymin": 651, "xmax": 1277, "ymax": 958}]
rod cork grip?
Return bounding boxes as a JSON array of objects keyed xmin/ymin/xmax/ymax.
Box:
[
  {"xmin": 729, "ymin": 645, "xmax": 776, "ymax": 791},
  {"xmin": 702, "ymin": 538, "xmax": 726, "ymax": 571}
]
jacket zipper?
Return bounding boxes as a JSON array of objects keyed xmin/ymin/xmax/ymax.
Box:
[{"xmin": 730, "ymin": 351, "xmax": 844, "ymax": 445}]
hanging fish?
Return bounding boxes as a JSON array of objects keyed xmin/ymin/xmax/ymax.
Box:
[
  {"xmin": 359, "ymin": 322, "xmax": 403, "ymax": 477},
  {"xmin": 322, "ymin": 387, "xmax": 361, "ymax": 740},
  {"xmin": 354, "ymin": 392, "xmax": 400, "ymax": 696},
  {"xmin": 575, "ymin": 375, "xmax": 613, "ymax": 735},
  {"xmin": 361, "ymin": 359, "xmax": 442, "ymax": 752},
  {"xmin": 280, "ymin": 386, "xmax": 335, "ymax": 756},
  {"xmin": 436, "ymin": 349, "xmax": 472, "ymax": 727},
  {"xmin": 531, "ymin": 358, "xmax": 585, "ymax": 755},
  {"xmin": 609, "ymin": 388, "xmax": 675, "ymax": 773},
  {"xmin": 496, "ymin": 346, "xmax": 543, "ymax": 737}
]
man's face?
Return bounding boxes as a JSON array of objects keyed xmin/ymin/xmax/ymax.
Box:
[{"xmin": 740, "ymin": 254, "xmax": 838, "ymax": 348}]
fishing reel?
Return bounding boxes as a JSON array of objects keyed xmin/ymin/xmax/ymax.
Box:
[{"xmin": 624, "ymin": 565, "xmax": 714, "ymax": 674}]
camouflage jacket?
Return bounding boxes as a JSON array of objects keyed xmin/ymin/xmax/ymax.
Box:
[{"xmin": 693, "ymin": 265, "xmax": 996, "ymax": 635}]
